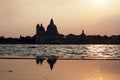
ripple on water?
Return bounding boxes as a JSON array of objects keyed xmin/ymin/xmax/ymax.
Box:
[{"xmin": 0, "ymin": 44, "xmax": 120, "ymax": 59}]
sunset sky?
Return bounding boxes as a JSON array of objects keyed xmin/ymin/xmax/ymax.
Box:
[{"xmin": 0, "ymin": 0, "xmax": 120, "ymax": 37}]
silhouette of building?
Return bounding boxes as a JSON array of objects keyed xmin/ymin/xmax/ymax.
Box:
[
  {"xmin": 79, "ymin": 30, "xmax": 86, "ymax": 44},
  {"xmin": 36, "ymin": 24, "xmax": 45, "ymax": 43},
  {"xmin": 65, "ymin": 30, "xmax": 86, "ymax": 44},
  {"xmin": 1, "ymin": 18, "xmax": 119, "ymax": 44},
  {"xmin": 35, "ymin": 19, "xmax": 87, "ymax": 44},
  {"xmin": 46, "ymin": 18, "xmax": 59, "ymax": 35},
  {"xmin": 36, "ymin": 18, "xmax": 64, "ymax": 44}
]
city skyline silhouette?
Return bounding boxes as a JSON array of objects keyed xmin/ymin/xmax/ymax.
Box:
[{"xmin": 0, "ymin": 18, "xmax": 120, "ymax": 44}]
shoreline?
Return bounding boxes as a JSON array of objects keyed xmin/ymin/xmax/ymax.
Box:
[{"xmin": 0, "ymin": 56, "xmax": 120, "ymax": 60}]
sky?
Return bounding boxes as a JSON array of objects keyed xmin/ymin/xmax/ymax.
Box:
[{"xmin": 0, "ymin": 0, "xmax": 120, "ymax": 38}]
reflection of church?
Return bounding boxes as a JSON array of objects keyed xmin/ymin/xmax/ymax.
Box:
[
  {"xmin": 36, "ymin": 19, "xmax": 64, "ymax": 44},
  {"xmin": 36, "ymin": 18, "xmax": 86, "ymax": 44}
]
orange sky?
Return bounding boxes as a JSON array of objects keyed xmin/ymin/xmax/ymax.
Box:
[{"xmin": 0, "ymin": 0, "xmax": 120, "ymax": 37}]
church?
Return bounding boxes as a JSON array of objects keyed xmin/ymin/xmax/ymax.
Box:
[
  {"xmin": 35, "ymin": 18, "xmax": 86, "ymax": 44},
  {"xmin": 36, "ymin": 19, "xmax": 64, "ymax": 44}
]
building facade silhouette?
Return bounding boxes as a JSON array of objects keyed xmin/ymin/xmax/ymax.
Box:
[
  {"xmin": 35, "ymin": 18, "xmax": 87, "ymax": 44},
  {"xmin": 0, "ymin": 19, "xmax": 119, "ymax": 44},
  {"xmin": 36, "ymin": 19, "xmax": 64, "ymax": 44}
]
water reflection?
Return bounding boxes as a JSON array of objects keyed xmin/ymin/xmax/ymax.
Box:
[
  {"xmin": 36, "ymin": 55, "xmax": 57, "ymax": 70},
  {"xmin": 35, "ymin": 59, "xmax": 120, "ymax": 80},
  {"xmin": 47, "ymin": 55, "xmax": 57, "ymax": 70},
  {"xmin": 36, "ymin": 56, "xmax": 44, "ymax": 65}
]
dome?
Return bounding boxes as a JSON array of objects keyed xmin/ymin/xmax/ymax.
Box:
[{"xmin": 46, "ymin": 19, "xmax": 58, "ymax": 35}]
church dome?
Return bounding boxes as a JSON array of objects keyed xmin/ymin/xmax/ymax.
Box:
[{"xmin": 46, "ymin": 19, "xmax": 58, "ymax": 35}]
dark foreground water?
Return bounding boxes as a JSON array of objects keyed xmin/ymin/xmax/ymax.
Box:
[{"xmin": 0, "ymin": 44, "xmax": 120, "ymax": 59}]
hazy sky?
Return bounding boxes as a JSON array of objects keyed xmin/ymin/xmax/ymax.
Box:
[{"xmin": 0, "ymin": 0, "xmax": 120, "ymax": 37}]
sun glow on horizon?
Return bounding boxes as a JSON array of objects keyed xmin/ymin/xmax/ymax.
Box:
[{"xmin": 92, "ymin": 0, "xmax": 107, "ymax": 7}]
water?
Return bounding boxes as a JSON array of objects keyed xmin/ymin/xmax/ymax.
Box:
[
  {"xmin": 0, "ymin": 44, "xmax": 120, "ymax": 59},
  {"xmin": 1, "ymin": 60, "xmax": 120, "ymax": 80}
]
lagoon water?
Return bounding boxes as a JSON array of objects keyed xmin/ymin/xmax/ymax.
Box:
[
  {"xmin": 0, "ymin": 44, "xmax": 120, "ymax": 59},
  {"xmin": 0, "ymin": 59, "xmax": 120, "ymax": 80},
  {"xmin": 0, "ymin": 44, "xmax": 120, "ymax": 80}
]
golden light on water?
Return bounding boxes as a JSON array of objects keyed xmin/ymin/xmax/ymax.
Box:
[
  {"xmin": 87, "ymin": 77, "xmax": 103, "ymax": 80},
  {"xmin": 99, "ymin": 77, "xmax": 103, "ymax": 80},
  {"xmin": 87, "ymin": 45, "xmax": 116, "ymax": 58},
  {"xmin": 85, "ymin": 69, "xmax": 106, "ymax": 80},
  {"xmin": 0, "ymin": 60, "xmax": 120, "ymax": 80}
]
